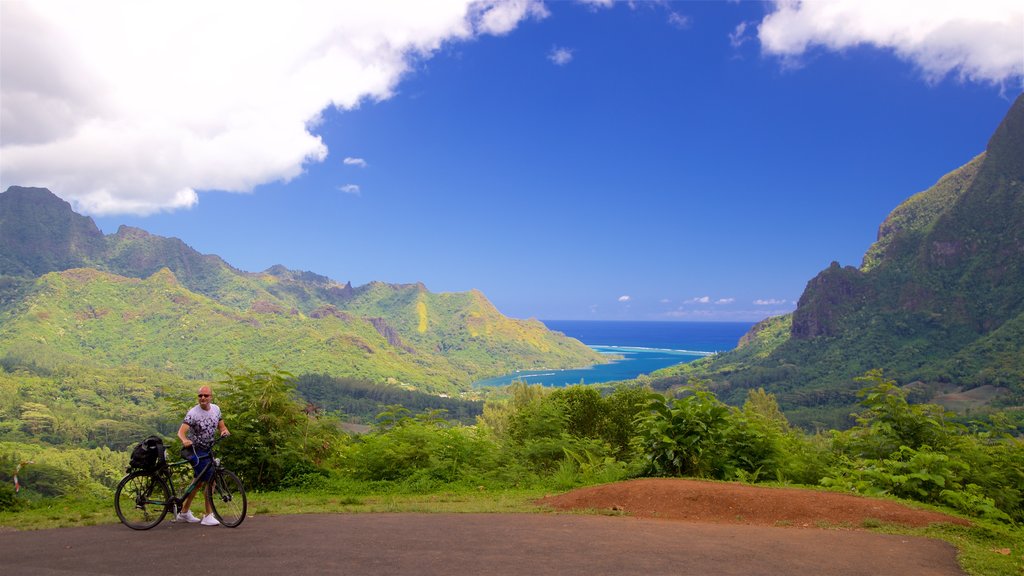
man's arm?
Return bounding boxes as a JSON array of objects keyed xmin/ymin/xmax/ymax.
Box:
[
  {"xmin": 218, "ymin": 418, "xmax": 230, "ymax": 437},
  {"xmin": 177, "ymin": 422, "xmax": 192, "ymax": 447}
]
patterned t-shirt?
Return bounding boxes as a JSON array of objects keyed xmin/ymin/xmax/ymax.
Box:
[{"xmin": 183, "ymin": 404, "xmax": 222, "ymax": 450}]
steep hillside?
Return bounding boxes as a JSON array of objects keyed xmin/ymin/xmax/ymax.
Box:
[
  {"xmin": 341, "ymin": 282, "xmax": 599, "ymax": 377},
  {"xmin": 0, "ymin": 186, "xmax": 106, "ymax": 277},
  {"xmin": 653, "ymin": 94, "xmax": 1024, "ymax": 428}
]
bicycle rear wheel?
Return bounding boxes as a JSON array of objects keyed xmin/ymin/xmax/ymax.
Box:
[
  {"xmin": 208, "ymin": 468, "xmax": 246, "ymax": 527},
  {"xmin": 115, "ymin": 471, "xmax": 170, "ymax": 530}
]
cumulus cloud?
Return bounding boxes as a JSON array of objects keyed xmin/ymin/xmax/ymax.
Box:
[
  {"xmin": 715, "ymin": 298, "xmax": 735, "ymax": 305},
  {"xmin": 758, "ymin": 0, "xmax": 1024, "ymax": 84},
  {"xmin": 343, "ymin": 157, "xmax": 368, "ymax": 168},
  {"xmin": 687, "ymin": 296, "xmax": 711, "ymax": 304},
  {"xmin": 339, "ymin": 184, "xmax": 361, "ymax": 195},
  {"xmin": 548, "ymin": 46, "xmax": 574, "ymax": 66},
  {"xmin": 618, "ymin": 295, "xmax": 631, "ymax": 302},
  {"xmin": 0, "ymin": 0, "xmax": 547, "ymax": 215},
  {"xmin": 754, "ymin": 298, "xmax": 787, "ymax": 305}
]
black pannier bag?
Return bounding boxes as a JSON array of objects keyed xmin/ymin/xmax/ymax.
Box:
[{"xmin": 128, "ymin": 435, "xmax": 167, "ymax": 472}]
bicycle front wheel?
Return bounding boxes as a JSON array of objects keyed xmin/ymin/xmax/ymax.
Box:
[
  {"xmin": 115, "ymin": 471, "xmax": 170, "ymax": 530},
  {"xmin": 208, "ymin": 469, "xmax": 246, "ymax": 527}
]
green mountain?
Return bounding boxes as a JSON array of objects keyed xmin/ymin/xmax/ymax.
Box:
[
  {"xmin": 0, "ymin": 187, "xmax": 107, "ymax": 276},
  {"xmin": 653, "ymin": 94, "xmax": 1024, "ymax": 428},
  {"xmin": 0, "ymin": 188, "xmax": 604, "ymax": 393}
]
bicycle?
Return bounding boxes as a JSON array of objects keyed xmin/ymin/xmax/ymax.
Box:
[{"xmin": 114, "ymin": 437, "xmax": 247, "ymax": 530}]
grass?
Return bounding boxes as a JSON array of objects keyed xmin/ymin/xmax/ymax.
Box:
[
  {"xmin": 869, "ymin": 521, "xmax": 1024, "ymax": 576},
  {"xmin": 250, "ymin": 487, "xmax": 551, "ymax": 516},
  {"xmin": 1, "ymin": 487, "xmax": 1021, "ymax": 576},
  {"xmin": 0, "ymin": 487, "xmax": 552, "ymax": 531},
  {"xmin": 0, "ymin": 496, "xmax": 111, "ymax": 531}
]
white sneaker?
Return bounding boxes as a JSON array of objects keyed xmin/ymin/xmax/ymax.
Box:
[
  {"xmin": 200, "ymin": 514, "xmax": 220, "ymax": 526},
  {"xmin": 175, "ymin": 510, "xmax": 200, "ymax": 523}
]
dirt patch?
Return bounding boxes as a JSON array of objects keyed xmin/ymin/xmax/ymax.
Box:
[
  {"xmin": 933, "ymin": 385, "xmax": 1009, "ymax": 412},
  {"xmin": 539, "ymin": 478, "xmax": 970, "ymax": 529}
]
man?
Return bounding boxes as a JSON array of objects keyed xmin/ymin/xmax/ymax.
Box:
[{"xmin": 175, "ymin": 385, "xmax": 230, "ymax": 526}]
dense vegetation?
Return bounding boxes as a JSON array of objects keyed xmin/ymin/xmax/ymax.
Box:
[
  {"xmin": 4, "ymin": 370, "xmax": 1020, "ymax": 529},
  {"xmin": 294, "ymin": 373, "xmax": 483, "ymax": 425}
]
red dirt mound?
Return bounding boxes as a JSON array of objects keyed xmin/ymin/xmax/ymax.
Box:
[{"xmin": 539, "ymin": 478, "xmax": 971, "ymax": 529}]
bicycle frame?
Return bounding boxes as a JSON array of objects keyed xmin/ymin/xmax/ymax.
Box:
[{"xmin": 159, "ymin": 454, "xmax": 218, "ymax": 514}]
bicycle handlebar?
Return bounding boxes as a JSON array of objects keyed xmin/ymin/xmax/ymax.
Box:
[{"xmin": 179, "ymin": 433, "xmax": 230, "ymax": 459}]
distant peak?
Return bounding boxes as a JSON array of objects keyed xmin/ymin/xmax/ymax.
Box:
[
  {"xmin": 3, "ymin": 185, "xmax": 58, "ymax": 197},
  {"xmin": 1, "ymin": 186, "xmax": 72, "ymax": 209},
  {"xmin": 983, "ymin": 92, "xmax": 1024, "ymax": 181},
  {"xmin": 114, "ymin": 225, "xmax": 152, "ymax": 239}
]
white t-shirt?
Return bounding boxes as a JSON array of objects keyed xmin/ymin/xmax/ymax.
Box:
[{"xmin": 183, "ymin": 404, "xmax": 222, "ymax": 449}]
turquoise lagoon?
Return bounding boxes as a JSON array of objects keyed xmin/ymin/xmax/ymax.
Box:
[{"xmin": 474, "ymin": 320, "xmax": 754, "ymax": 388}]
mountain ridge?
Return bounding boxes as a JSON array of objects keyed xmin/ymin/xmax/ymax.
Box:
[{"xmin": 0, "ymin": 188, "xmax": 605, "ymax": 392}]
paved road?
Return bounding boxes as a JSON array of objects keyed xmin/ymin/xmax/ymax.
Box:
[{"xmin": 0, "ymin": 513, "xmax": 964, "ymax": 576}]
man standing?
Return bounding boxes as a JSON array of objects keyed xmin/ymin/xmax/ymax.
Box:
[{"xmin": 176, "ymin": 385, "xmax": 230, "ymax": 526}]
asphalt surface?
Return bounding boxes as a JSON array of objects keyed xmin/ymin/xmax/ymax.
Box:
[{"xmin": 0, "ymin": 513, "xmax": 965, "ymax": 576}]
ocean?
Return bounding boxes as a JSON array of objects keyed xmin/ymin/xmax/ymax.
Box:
[{"xmin": 473, "ymin": 320, "xmax": 754, "ymax": 388}]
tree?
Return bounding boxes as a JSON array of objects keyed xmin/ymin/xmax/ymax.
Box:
[
  {"xmin": 216, "ymin": 370, "xmax": 341, "ymax": 489},
  {"xmin": 848, "ymin": 369, "xmax": 960, "ymax": 458}
]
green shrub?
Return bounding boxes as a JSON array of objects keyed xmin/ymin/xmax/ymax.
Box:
[
  {"xmin": 16, "ymin": 463, "xmax": 80, "ymax": 497},
  {"xmin": 0, "ymin": 482, "xmax": 15, "ymax": 511},
  {"xmin": 634, "ymin": 383, "xmax": 730, "ymax": 478},
  {"xmin": 341, "ymin": 411, "xmax": 502, "ymax": 486}
]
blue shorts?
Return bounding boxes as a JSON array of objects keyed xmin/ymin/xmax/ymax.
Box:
[{"xmin": 182, "ymin": 447, "xmax": 214, "ymax": 482}]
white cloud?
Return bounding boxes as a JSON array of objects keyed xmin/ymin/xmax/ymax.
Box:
[
  {"xmin": 715, "ymin": 298, "xmax": 735, "ymax": 305},
  {"xmin": 662, "ymin": 308, "xmax": 790, "ymax": 322},
  {"xmin": 758, "ymin": 0, "xmax": 1024, "ymax": 84},
  {"xmin": 472, "ymin": 0, "xmax": 549, "ymax": 36},
  {"xmin": 754, "ymin": 298, "xmax": 787, "ymax": 305},
  {"xmin": 576, "ymin": 0, "xmax": 615, "ymax": 9},
  {"xmin": 339, "ymin": 184, "xmax": 361, "ymax": 195},
  {"xmin": 730, "ymin": 21, "xmax": 755, "ymax": 49},
  {"xmin": 0, "ymin": 1, "xmax": 547, "ymax": 215},
  {"xmin": 668, "ymin": 12, "xmax": 691, "ymax": 30},
  {"xmin": 687, "ymin": 296, "xmax": 711, "ymax": 304},
  {"xmin": 618, "ymin": 295, "xmax": 631, "ymax": 302},
  {"xmin": 343, "ymin": 157, "xmax": 368, "ymax": 168},
  {"xmin": 659, "ymin": 298, "xmax": 672, "ymax": 304},
  {"xmin": 548, "ymin": 46, "xmax": 574, "ymax": 66}
]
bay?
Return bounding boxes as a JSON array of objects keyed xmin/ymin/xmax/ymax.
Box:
[{"xmin": 473, "ymin": 320, "xmax": 754, "ymax": 388}]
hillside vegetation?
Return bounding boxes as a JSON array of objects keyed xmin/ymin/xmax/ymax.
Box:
[{"xmin": 0, "ymin": 186, "xmax": 604, "ymax": 394}]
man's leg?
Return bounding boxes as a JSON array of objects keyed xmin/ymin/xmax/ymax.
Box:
[{"xmin": 182, "ymin": 481, "xmax": 204, "ymax": 513}]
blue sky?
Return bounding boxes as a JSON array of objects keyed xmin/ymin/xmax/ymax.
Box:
[{"xmin": 3, "ymin": 1, "xmax": 1023, "ymax": 321}]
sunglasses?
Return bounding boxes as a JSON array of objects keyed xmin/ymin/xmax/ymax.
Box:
[{"xmin": 198, "ymin": 394, "xmax": 211, "ymax": 398}]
